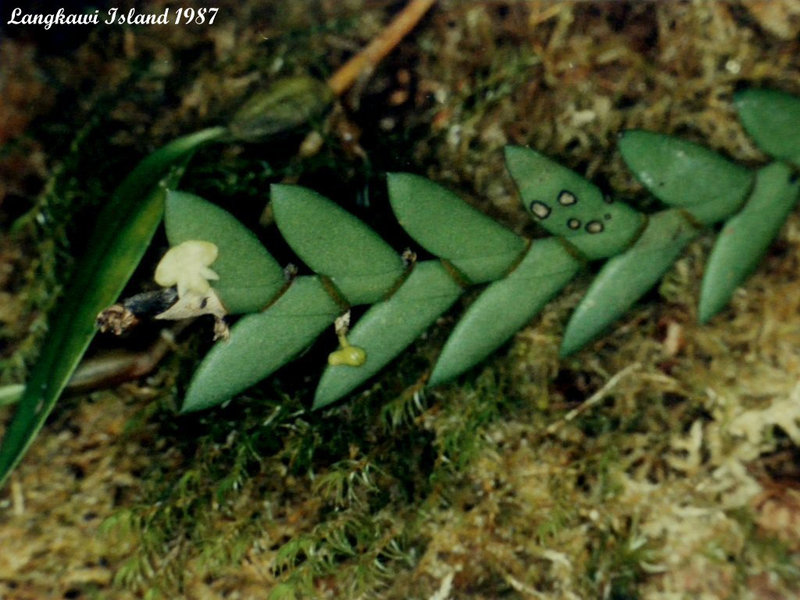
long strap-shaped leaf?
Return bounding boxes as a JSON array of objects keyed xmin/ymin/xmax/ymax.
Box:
[{"xmin": 0, "ymin": 127, "xmax": 226, "ymax": 487}]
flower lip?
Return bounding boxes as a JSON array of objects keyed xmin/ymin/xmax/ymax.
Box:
[{"xmin": 155, "ymin": 240, "xmax": 219, "ymax": 298}]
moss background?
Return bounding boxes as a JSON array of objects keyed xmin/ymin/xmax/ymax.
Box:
[{"xmin": 2, "ymin": 1, "xmax": 800, "ymax": 598}]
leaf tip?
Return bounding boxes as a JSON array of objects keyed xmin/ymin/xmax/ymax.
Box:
[
  {"xmin": 427, "ymin": 363, "xmax": 451, "ymax": 389},
  {"xmin": 311, "ymin": 392, "xmax": 335, "ymax": 412},
  {"xmin": 270, "ymin": 182, "xmax": 293, "ymax": 202},
  {"xmin": 503, "ymin": 144, "xmax": 523, "ymax": 161},
  {"xmin": 697, "ymin": 293, "xmax": 722, "ymax": 325},
  {"xmin": 558, "ymin": 328, "xmax": 585, "ymax": 358}
]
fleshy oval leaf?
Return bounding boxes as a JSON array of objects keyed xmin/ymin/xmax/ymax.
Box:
[
  {"xmin": 559, "ymin": 212, "xmax": 646, "ymax": 261},
  {"xmin": 561, "ymin": 210, "xmax": 700, "ymax": 357},
  {"xmin": 504, "ymin": 146, "xmax": 644, "ymax": 259},
  {"xmin": 618, "ymin": 130, "xmax": 754, "ymax": 223},
  {"xmin": 735, "ymin": 89, "xmax": 800, "ymax": 166},
  {"xmin": 387, "ymin": 173, "xmax": 525, "ymax": 283},
  {"xmin": 181, "ymin": 276, "xmax": 340, "ymax": 413},
  {"xmin": 430, "ymin": 238, "xmax": 580, "ymax": 386},
  {"xmin": 164, "ymin": 191, "xmax": 284, "ymax": 313},
  {"xmin": 313, "ymin": 260, "xmax": 462, "ymax": 410},
  {"xmin": 699, "ymin": 161, "xmax": 800, "ymax": 323},
  {"xmin": 272, "ymin": 184, "xmax": 404, "ymax": 305}
]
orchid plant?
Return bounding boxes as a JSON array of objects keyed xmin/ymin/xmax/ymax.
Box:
[{"xmin": 1, "ymin": 87, "xmax": 799, "ymax": 487}]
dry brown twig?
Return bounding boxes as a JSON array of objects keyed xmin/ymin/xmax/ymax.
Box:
[{"xmin": 327, "ymin": 0, "xmax": 437, "ymax": 97}]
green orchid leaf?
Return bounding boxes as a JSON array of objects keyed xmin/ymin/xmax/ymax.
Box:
[
  {"xmin": 504, "ymin": 146, "xmax": 645, "ymax": 259},
  {"xmin": 387, "ymin": 173, "xmax": 525, "ymax": 283},
  {"xmin": 313, "ymin": 260, "xmax": 463, "ymax": 410},
  {"xmin": 699, "ymin": 161, "xmax": 800, "ymax": 323},
  {"xmin": 735, "ymin": 89, "xmax": 800, "ymax": 166},
  {"xmin": 181, "ymin": 276, "xmax": 340, "ymax": 413},
  {"xmin": 228, "ymin": 76, "xmax": 334, "ymax": 143},
  {"xmin": 559, "ymin": 214, "xmax": 647, "ymax": 261},
  {"xmin": 164, "ymin": 191, "xmax": 284, "ymax": 313},
  {"xmin": 561, "ymin": 210, "xmax": 700, "ymax": 357},
  {"xmin": 618, "ymin": 130, "xmax": 754, "ymax": 223},
  {"xmin": 271, "ymin": 184, "xmax": 404, "ymax": 305},
  {"xmin": 0, "ymin": 126, "xmax": 226, "ymax": 488},
  {"xmin": 430, "ymin": 238, "xmax": 580, "ymax": 386}
]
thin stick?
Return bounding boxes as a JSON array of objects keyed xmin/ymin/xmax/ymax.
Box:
[
  {"xmin": 0, "ymin": 331, "xmax": 183, "ymax": 405},
  {"xmin": 326, "ymin": 0, "xmax": 437, "ymax": 97},
  {"xmin": 546, "ymin": 363, "xmax": 641, "ymax": 435}
]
